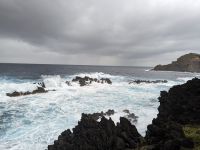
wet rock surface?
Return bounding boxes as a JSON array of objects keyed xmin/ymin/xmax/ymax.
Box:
[
  {"xmin": 72, "ymin": 76, "xmax": 112, "ymax": 86},
  {"xmin": 129, "ymin": 80, "xmax": 167, "ymax": 84},
  {"xmin": 6, "ymin": 87, "xmax": 47, "ymax": 97},
  {"xmin": 48, "ymin": 114, "xmax": 142, "ymax": 150}
]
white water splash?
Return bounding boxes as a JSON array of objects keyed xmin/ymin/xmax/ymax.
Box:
[{"xmin": 0, "ymin": 72, "xmax": 196, "ymax": 150}]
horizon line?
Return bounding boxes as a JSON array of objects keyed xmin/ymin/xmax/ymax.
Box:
[{"xmin": 0, "ymin": 62, "xmax": 153, "ymax": 68}]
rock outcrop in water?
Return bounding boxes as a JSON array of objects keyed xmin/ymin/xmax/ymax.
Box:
[
  {"xmin": 48, "ymin": 78, "xmax": 200, "ymax": 150},
  {"xmin": 83, "ymin": 109, "xmax": 138, "ymax": 124},
  {"xmin": 153, "ymin": 53, "xmax": 200, "ymax": 72},
  {"xmin": 129, "ymin": 80, "xmax": 167, "ymax": 84},
  {"xmin": 6, "ymin": 87, "xmax": 47, "ymax": 97},
  {"xmin": 48, "ymin": 114, "xmax": 142, "ymax": 150},
  {"xmin": 72, "ymin": 76, "xmax": 112, "ymax": 86}
]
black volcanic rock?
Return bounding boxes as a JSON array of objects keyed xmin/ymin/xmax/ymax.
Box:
[
  {"xmin": 145, "ymin": 78, "xmax": 200, "ymax": 149},
  {"xmin": 153, "ymin": 53, "xmax": 200, "ymax": 72},
  {"xmin": 129, "ymin": 80, "xmax": 167, "ymax": 84},
  {"xmin": 72, "ymin": 76, "xmax": 112, "ymax": 86},
  {"xmin": 86, "ymin": 109, "xmax": 115, "ymax": 121},
  {"xmin": 123, "ymin": 109, "xmax": 138, "ymax": 124},
  {"xmin": 157, "ymin": 77, "xmax": 200, "ymax": 124},
  {"xmin": 48, "ymin": 114, "xmax": 142, "ymax": 150},
  {"xmin": 100, "ymin": 78, "xmax": 112, "ymax": 84},
  {"xmin": 6, "ymin": 87, "xmax": 47, "ymax": 97}
]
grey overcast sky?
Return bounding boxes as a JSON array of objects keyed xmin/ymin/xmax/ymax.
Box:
[{"xmin": 0, "ymin": 0, "xmax": 200, "ymax": 66}]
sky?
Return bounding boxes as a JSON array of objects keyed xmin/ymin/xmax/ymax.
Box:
[{"xmin": 0, "ymin": 0, "xmax": 200, "ymax": 66}]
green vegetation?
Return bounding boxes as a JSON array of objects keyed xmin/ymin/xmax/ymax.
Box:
[{"xmin": 183, "ymin": 125, "xmax": 200, "ymax": 150}]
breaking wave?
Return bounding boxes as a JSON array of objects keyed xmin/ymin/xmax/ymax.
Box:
[{"xmin": 0, "ymin": 72, "xmax": 198, "ymax": 150}]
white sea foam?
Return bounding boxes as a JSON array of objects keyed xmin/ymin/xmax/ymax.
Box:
[
  {"xmin": 0, "ymin": 72, "xmax": 189, "ymax": 150},
  {"xmin": 177, "ymin": 77, "xmax": 196, "ymax": 82},
  {"xmin": 0, "ymin": 82, "xmax": 38, "ymax": 94}
]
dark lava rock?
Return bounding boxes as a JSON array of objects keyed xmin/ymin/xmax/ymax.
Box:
[
  {"xmin": 72, "ymin": 76, "xmax": 112, "ymax": 86},
  {"xmin": 32, "ymin": 87, "xmax": 46, "ymax": 94},
  {"xmin": 157, "ymin": 77, "xmax": 200, "ymax": 124},
  {"xmin": 145, "ymin": 78, "xmax": 200, "ymax": 149},
  {"xmin": 126, "ymin": 113, "xmax": 138, "ymax": 124},
  {"xmin": 129, "ymin": 80, "xmax": 167, "ymax": 84},
  {"xmin": 105, "ymin": 109, "xmax": 115, "ymax": 116},
  {"xmin": 86, "ymin": 109, "xmax": 115, "ymax": 121},
  {"xmin": 100, "ymin": 78, "xmax": 112, "ymax": 84},
  {"xmin": 122, "ymin": 109, "xmax": 138, "ymax": 124},
  {"xmin": 48, "ymin": 113, "xmax": 142, "ymax": 150},
  {"xmin": 87, "ymin": 111, "xmax": 104, "ymax": 121},
  {"xmin": 153, "ymin": 53, "xmax": 200, "ymax": 72},
  {"xmin": 6, "ymin": 91, "xmax": 22, "ymax": 97},
  {"xmin": 6, "ymin": 87, "xmax": 47, "ymax": 97},
  {"xmin": 65, "ymin": 81, "xmax": 72, "ymax": 86}
]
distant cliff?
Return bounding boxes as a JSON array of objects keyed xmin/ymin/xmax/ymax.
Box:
[{"xmin": 153, "ymin": 53, "xmax": 200, "ymax": 72}]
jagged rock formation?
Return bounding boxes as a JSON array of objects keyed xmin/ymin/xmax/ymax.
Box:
[
  {"xmin": 85, "ymin": 109, "xmax": 115, "ymax": 121},
  {"xmin": 48, "ymin": 114, "xmax": 142, "ymax": 150},
  {"xmin": 85, "ymin": 109, "xmax": 138, "ymax": 124},
  {"xmin": 145, "ymin": 78, "xmax": 200, "ymax": 149},
  {"xmin": 72, "ymin": 76, "xmax": 112, "ymax": 86},
  {"xmin": 153, "ymin": 53, "xmax": 200, "ymax": 72},
  {"xmin": 6, "ymin": 87, "xmax": 47, "ymax": 97},
  {"xmin": 157, "ymin": 78, "xmax": 200, "ymax": 124}
]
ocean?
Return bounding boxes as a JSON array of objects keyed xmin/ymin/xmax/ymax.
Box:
[{"xmin": 0, "ymin": 63, "xmax": 199, "ymax": 150}]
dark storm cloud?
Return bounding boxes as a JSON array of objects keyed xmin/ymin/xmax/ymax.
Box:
[{"xmin": 0, "ymin": 0, "xmax": 200, "ymax": 66}]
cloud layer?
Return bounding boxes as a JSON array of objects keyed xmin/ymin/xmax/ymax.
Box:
[{"xmin": 0, "ymin": 0, "xmax": 200, "ymax": 66}]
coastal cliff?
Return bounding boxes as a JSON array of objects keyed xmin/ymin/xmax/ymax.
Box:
[
  {"xmin": 153, "ymin": 53, "xmax": 200, "ymax": 72},
  {"xmin": 48, "ymin": 78, "xmax": 200, "ymax": 150}
]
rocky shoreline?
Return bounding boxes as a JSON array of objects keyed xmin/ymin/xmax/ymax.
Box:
[
  {"xmin": 153, "ymin": 53, "xmax": 200, "ymax": 72},
  {"xmin": 48, "ymin": 78, "xmax": 200, "ymax": 150}
]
